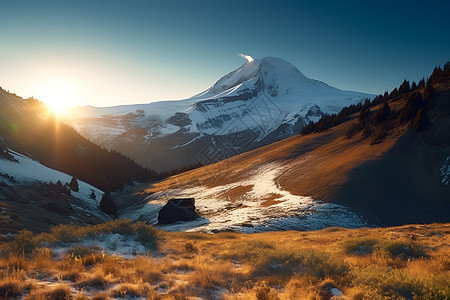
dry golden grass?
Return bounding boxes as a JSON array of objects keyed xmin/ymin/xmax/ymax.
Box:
[{"xmin": 0, "ymin": 222, "xmax": 448, "ymax": 299}]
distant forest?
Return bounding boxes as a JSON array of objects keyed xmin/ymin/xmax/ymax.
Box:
[{"xmin": 300, "ymin": 62, "xmax": 450, "ymax": 138}]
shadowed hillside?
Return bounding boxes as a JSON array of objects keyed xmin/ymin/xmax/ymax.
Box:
[{"xmin": 0, "ymin": 88, "xmax": 162, "ymax": 192}]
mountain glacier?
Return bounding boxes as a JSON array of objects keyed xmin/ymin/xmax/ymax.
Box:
[{"xmin": 68, "ymin": 56, "xmax": 373, "ymax": 171}]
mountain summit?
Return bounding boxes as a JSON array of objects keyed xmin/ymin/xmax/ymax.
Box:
[
  {"xmin": 193, "ymin": 56, "xmax": 363, "ymax": 111},
  {"xmin": 68, "ymin": 56, "xmax": 373, "ymax": 171}
]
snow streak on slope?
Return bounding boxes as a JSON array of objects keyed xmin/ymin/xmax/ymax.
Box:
[
  {"xmin": 0, "ymin": 149, "xmax": 104, "ymax": 211},
  {"xmin": 124, "ymin": 163, "xmax": 368, "ymax": 233}
]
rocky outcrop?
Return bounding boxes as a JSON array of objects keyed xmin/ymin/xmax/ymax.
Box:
[{"xmin": 157, "ymin": 198, "xmax": 199, "ymax": 224}]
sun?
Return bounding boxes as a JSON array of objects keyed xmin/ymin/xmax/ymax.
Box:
[{"xmin": 41, "ymin": 79, "xmax": 75, "ymax": 115}]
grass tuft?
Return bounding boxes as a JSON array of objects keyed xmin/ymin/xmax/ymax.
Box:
[
  {"xmin": 343, "ymin": 237, "xmax": 427, "ymax": 260},
  {"xmin": 26, "ymin": 284, "xmax": 71, "ymax": 300},
  {"xmin": 254, "ymin": 248, "xmax": 350, "ymax": 280},
  {"xmin": 383, "ymin": 240, "xmax": 427, "ymax": 259},
  {"xmin": 343, "ymin": 238, "xmax": 380, "ymax": 255}
]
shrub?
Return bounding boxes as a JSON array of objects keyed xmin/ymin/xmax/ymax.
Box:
[
  {"xmin": 135, "ymin": 222, "xmax": 158, "ymax": 249},
  {"xmin": 353, "ymin": 267, "xmax": 449, "ymax": 299},
  {"xmin": 9, "ymin": 230, "xmax": 39, "ymax": 256},
  {"xmin": 254, "ymin": 281, "xmax": 279, "ymax": 300},
  {"xmin": 383, "ymin": 240, "xmax": 427, "ymax": 259},
  {"xmin": 0, "ymin": 281, "xmax": 23, "ymax": 299},
  {"xmin": 343, "ymin": 237, "xmax": 427, "ymax": 261},
  {"xmin": 343, "ymin": 238, "xmax": 380, "ymax": 255},
  {"xmin": 67, "ymin": 246, "xmax": 102, "ymax": 257},
  {"xmin": 27, "ymin": 284, "xmax": 71, "ymax": 300},
  {"xmin": 254, "ymin": 248, "xmax": 350, "ymax": 280},
  {"xmin": 48, "ymin": 225, "xmax": 81, "ymax": 245},
  {"xmin": 111, "ymin": 283, "xmax": 153, "ymax": 298}
]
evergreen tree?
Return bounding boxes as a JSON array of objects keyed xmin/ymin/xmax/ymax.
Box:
[
  {"xmin": 418, "ymin": 78, "xmax": 426, "ymax": 89},
  {"xmin": 429, "ymin": 66, "xmax": 444, "ymax": 84},
  {"xmin": 359, "ymin": 104, "xmax": 370, "ymax": 123},
  {"xmin": 444, "ymin": 61, "xmax": 450, "ymax": 78},
  {"xmin": 69, "ymin": 176, "xmax": 79, "ymax": 192},
  {"xmin": 423, "ymin": 82, "xmax": 435, "ymax": 103},
  {"xmin": 374, "ymin": 101, "xmax": 391, "ymax": 124},
  {"xmin": 56, "ymin": 180, "xmax": 70, "ymax": 195},
  {"xmin": 99, "ymin": 192, "xmax": 116, "ymax": 217},
  {"xmin": 398, "ymin": 80, "xmax": 411, "ymax": 95}
]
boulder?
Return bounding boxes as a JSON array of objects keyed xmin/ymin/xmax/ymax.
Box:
[{"xmin": 158, "ymin": 198, "xmax": 199, "ymax": 224}]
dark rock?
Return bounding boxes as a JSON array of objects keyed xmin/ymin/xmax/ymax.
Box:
[{"xmin": 158, "ymin": 198, "xmax": 199, "ymax": 224}]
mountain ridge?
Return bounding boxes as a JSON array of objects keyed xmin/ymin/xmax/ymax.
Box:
[{"xmin": 67, "ymin": 56, "xmax": 373, "ymax": 171}]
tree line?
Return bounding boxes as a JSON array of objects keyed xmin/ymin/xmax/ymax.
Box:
[{"xmin": 300, "ymin": 61, "xmax": 450, "ymax": 136}]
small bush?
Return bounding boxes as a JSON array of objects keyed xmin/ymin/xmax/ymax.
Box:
[
  {"xmin": 76, "ymin": 271, "xmax": 112, "ymax": 290},
  {"xmin": 67, "ymin": 246, "xmax": 102, "ymax": 257},
  {"xmin": 383, "ymin": 240, "xmax": 427, "ymax": 259},
  {"xmin": 254, "ymin": 248, "xmax": 350, "ymax": 280},
  {"xmin": 254, "ymin": 281, "xmax": 279, "ymax": 300},
  {"xmin": 40, "ymin": 220, "xmax": 158, "ymax": 250},
  {"xmin": 353, "ymin": 267, "xmax": 449, "ymax": 299},
  {"xmin": 184, "ymin": 242, "xmax": 198, "ymax": 254},
  {"xmin": 343, "ymin": 238, "xmax": 380, "ymax": 255},
  {"xmin": 0, "ymin": 281, "xmax": 23, "ymax": 299},
  {"xmin": 9, "ymin": 230, "xmax": 39, "ymax": 256},
  {"xmin": 27, "ymin": 284, "xmax": 71, "ymax": 300},
  {"xmin": 135, "ymin": 222, "xmax": 158, "ymax": 249},
  {"xmin": 111, "ymin": 283, "xmax": 152, "ymax": 298},
  {"xmin": 48, "ymin": 225, "xmax": 81, "ymax": 245},
  {"xmin": 343, "ymin": 238, "xmax": 427, "ymax": 260}
]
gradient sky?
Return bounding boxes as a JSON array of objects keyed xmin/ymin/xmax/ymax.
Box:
[{"xmin": 1, "ymin": 0, "xmax": 450, "ymax": 107}]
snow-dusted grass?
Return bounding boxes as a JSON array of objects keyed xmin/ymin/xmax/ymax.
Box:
[
  {"xmin": 0, "ymin": 223, "xmax": 448, "ymax": 299},
  {"xmin": 8, "ymin": 219, "xmax": 158, "ymax": 258}
]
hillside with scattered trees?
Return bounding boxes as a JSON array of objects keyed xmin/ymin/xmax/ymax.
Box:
[{"xmin": 0, "ymin": 89, "xmax": 162, "ymax": 191}]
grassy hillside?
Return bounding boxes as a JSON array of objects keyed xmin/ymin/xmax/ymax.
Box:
[{"xmin": 0, "ymin": 221, "xmax": 448, "ymax": 299}]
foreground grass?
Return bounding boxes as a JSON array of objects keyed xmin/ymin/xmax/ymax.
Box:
[{"xmin": 0, "ymin": 221, "xmax": 449, "ymax": 299}]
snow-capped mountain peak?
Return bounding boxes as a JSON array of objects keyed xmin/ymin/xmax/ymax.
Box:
[
  {"xmin": 193, "ymin": 54, "xmax": 262, "ymax": 99},
  {"xmin": 193, "ymin": 55, "xmax": 341, "ymax": 104},
  {"xmin": 67, "ymin": 55, "xmax": 374, "ymax": 171}
]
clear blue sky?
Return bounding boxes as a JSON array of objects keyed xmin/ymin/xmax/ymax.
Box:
[{"xmin": 1, "ymin": 0, "xmax": 449, "ymax": 107}]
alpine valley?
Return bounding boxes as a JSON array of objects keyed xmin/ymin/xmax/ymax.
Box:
[{"xmin": 1, "ymin": 58, "xmax": 450, "ymax": 299}]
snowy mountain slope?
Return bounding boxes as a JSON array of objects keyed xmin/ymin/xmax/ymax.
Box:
[
  {"xmin": 0, "ymin": 149, "xmax": 105, "ymax": 213},
  {"xmin": 68, "ymin": 56, "xmax": 373, "ymax": 171},
  {"xmin": 0, "ymin": 146, "xmax": 115, "ymax": 234}
]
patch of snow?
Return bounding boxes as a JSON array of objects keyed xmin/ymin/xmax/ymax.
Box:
[
  {"xmin": 330, "ymin": 287, "xmax": 342, "ymax": 297},
  {"xmin": 440, "ymin": 156, "xmax": 450, "ymax": 185},
  {"xmin": 142, "ymin": 163, "xmax": 367, "ymax": 233}
]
